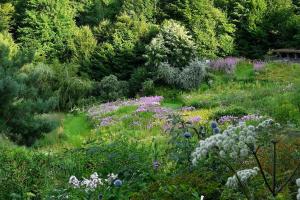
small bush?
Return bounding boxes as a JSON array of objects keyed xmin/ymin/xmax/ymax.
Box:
[
  {"xmin": 141, "ymin": 79, "xmax": 155, "ymax": 96},
  {"xmin": 178, "ymin": 59, "xmax": 208, "ymax": 90},
  {"xmin": 128, "ymin": 67, "xmax": 151, "ymax": 96},
  {"xmin": 97, "ymin": 75, "xmax": 129, "ymax": 101},
  {"xmin": 158, "ymin": 59, "xmax": 208, "ymax": 90}
]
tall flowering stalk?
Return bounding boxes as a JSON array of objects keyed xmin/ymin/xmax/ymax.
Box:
[
  {"xmin": 192, "ymin": 119, "xmax": 300, "ymax": 199},
  {"xmin": 209, "ymin": 57, "xmax": 241, "ymax": 73}
]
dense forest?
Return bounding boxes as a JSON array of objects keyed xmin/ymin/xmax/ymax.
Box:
[{"xmin": 2, "ymin": 1, "xmax": 300, "ymax": 199}]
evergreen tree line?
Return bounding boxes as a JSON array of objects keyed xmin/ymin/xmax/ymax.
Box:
[{"xmin": 1, "ymin": 0, "xmax": 300, "ymax": 145}]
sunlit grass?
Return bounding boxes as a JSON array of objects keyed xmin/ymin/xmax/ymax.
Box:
[{"xmin": 33, "ymin": 113, "xmax": 93, "ymax": 150}]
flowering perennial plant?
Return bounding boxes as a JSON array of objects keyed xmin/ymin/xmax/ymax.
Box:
[
  {"xmin": 136, "ymin": 96, "xmax": 173, "ymax": 120},
  {"xmin": 226, "ymin": 167, "xmax": 259, "ymax": 189},
  {"xmin": 189, "ymin": 116, "xmax": 201, "ymax": 124},
  {"xmin": 210, "ymin": 57, "xmax": 241, "ymax": 73},
  {"xmin": 99, "ymin": 117, "xmax": 114, "ymax": 127},
  {"xmin": 69, "ymin": 173, "xmax": 119, "ymax": 192},
  {"xmin": 218, "ymin": 114, "xmax": 263, "ymax": 124},
  {"xmin": 253, "ymin": 61, "xmax": 265, "ymax": 71},
  {"xmin": 88, "ymin": 96, "xmax": 173, "ymax": 128},
  {"xmin": 192, "ymin": 122, "xmax": 259, "ymax": 165}
]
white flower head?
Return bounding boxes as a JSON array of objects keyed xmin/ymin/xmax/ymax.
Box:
[
  {"xmin": 69, "ymin": 176, "xmax": 80, "ymax": 188},
  {"xmin": 226, "ymin": 167, "xmax": 259, "ymax": 189}
]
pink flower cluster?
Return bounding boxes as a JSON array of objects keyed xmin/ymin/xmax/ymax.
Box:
[
  {"xmin": 210, "ymin": 57, "xmax": 241, "ymax": 73},
  {"xmin": 100, "ymin": 116, "xmax": 113, "ymax": 127},
  {"xmin": 253, "ymin": 61, "xmax": 265, "ymax": 71},
  {"xmin": 189, "ymin": 116, "xmax": 201, "ymax": 123},
  {"xmin": 88, "ymin": 96, "xmax": 173, "ymax": 129},
  {"xmin": 136, "ymin": 96, "xmax": 164, "ymax": 112},
  {"xmin": 136, "ymin": 96, "xmax": 173, "ymax": 119}
]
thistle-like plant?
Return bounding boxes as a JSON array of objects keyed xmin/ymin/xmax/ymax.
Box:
[{"xmin": 192, "ymin": 119, "xmax": 300, "ymax": 199}]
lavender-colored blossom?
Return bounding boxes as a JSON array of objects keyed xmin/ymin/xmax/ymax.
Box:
[
  {"xmin": 163, "ymin": 123, "xmax": 172, "ymax": 132},
  {"xmin": 88, "ymin": 96, "xmax": 173, "ymax": 129},
  {"xmin": 218, "ymin": 115, "xmax": 239, "ymax": 124},
  {"xmin": 189, "ymin": 116, "xmax": 201, "ymax": 123},
  {"xmin": 218, "ymin": 114, "xmax": 262, "ymax": 124},
  {"xmin": 100, "ymin": 116, "xmax": 113, "ymax": 127},
  {"xmin": 253, "ymin": 61, "xmax": 265, "ymax": 71},
  {"xmin": 210, "ymin": 57, "xmax": 241, "ymax": 73}
]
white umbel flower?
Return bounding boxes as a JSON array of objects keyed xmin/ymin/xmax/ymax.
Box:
[{"xmin": 226, "ymin": 167, "xmax": 259, "ymax": 189}]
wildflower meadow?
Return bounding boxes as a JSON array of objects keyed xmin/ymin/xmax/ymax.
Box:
[{"xmin": 2, "ymin": 1, "xmax": 300, "ymax": 199}]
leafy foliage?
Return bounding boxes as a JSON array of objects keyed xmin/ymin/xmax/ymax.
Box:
[
  {"xmin": 96, "ymin": 75, "xmax": 128, "ymax": 101},
  {"xmin": 145, "ymin": 19, "xmax": 196, "ymax": 69},
  {"xmin": 157, "ymin": 59, "xmax": 208, "ymax": 90}
]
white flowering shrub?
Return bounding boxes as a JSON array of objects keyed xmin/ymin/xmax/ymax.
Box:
[
  {"xmin": 226, "ymin": 167, "xmax": 259, "ymax": 189},
  {"xmin": 145, "ymin": 20, "xmax": 196, "ymax": 69}
]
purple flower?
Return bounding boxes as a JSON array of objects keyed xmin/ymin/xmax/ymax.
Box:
[
  {"xmin": 253, "ymin": 61, "xmax": 265, "ymax": 71},
  {"xmin": 218, "ymin": 114, "xmax": 262, "ymax": 125},
  {"xmin": 163, "ymin": 123, "xmax": 172, "ymax": 132},
  {"xmin": 218, "ymin": 115, "xmax": 238, "ymax": 124},
  {"xmin": 189, "ymin": 116, "xmax": 201, "ymax": 123},
  {"xmin": 210, "ymin": 57, "xmax": 241, "ymax": 73},
  {"xmin": 100, "ymin": 117, "xmax": 113, "ymax": 127}
]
